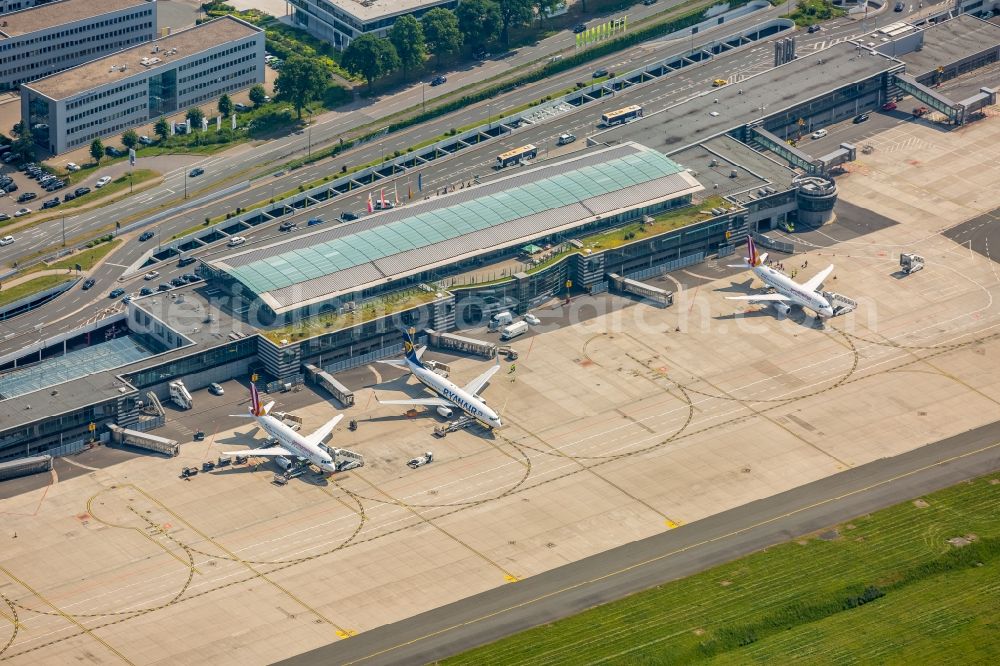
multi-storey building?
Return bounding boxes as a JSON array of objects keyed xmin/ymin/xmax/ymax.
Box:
[
  {"xmin": 286, "ymin": 0, "xmax": 458, "ymax": 49},
  {"xmin": 20, "ymin": 15, "xmax": 265, "ymax": 154},
  {"xmin": 0, "ymin": 0, "xmax": 156, "ymax": 91}
]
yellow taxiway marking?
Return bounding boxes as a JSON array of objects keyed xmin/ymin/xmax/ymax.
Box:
[
  {"xmin": 0, "ymin": 564, "xmax": 134, "ymax": 664},
  {"xmin": 354, "ymin": 472, "xmax": 520, "ymax": 583},
  {"xmin": 124, "ymin": 484, "xmax": 355, "ymax": 638},
  {"xmin": 342, "ymin": 439, "xmax": 1000, "ymax": 665}
]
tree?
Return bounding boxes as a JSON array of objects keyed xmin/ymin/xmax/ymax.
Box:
[
  {"xmin": 497, "ymin": 0, "xmax": 533, "ymax": 46},
  {"xmin": 218, "ymin": 93, "xmax": 234, "ymax": 117},
  {"xmin": 121, "ymin": 129, "xmax": 139, "ymax": 150},
  {"xmin": 154, "ymin": 117, "xmax": 170, "ymax": 141},
  {"xmin": 422, "ymin": 8, "xmax": 462, "ymax": 64},
  {"xmin": 9, "ymin": 121, "xmax": 34, "ymax": 161},
  {"xmin": 341, "ymin": 34, "xmax": 400, "ymax": 93},
  {"xmin": 249, "ymin": 84, "xmax": 268, "ymax": 107},
  {"xmin": 457, "ymin": 0, "xmax": 502, "ymax": 53},
  {"xmin": 274, "ymin": 55, "xmax": 329, "ymax": 118},
  {"xmin": 90, "ymin": 139, "xmax": 104, "ymax": 165},
  {"xmin": 186, "ymin": 107, "xmax": 205, "ymax": 128},
  {"xmin": 535, "ymin": 0, "xmax": 561, "ymax": 27},
  {"xmin": 388, "ymin": 15, "xmax": 426, "ymax": 79}
]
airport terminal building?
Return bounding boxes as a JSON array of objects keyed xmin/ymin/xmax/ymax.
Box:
[
  {"xmin": 20, "ymin": 14, "xmax": 264, "ymax": 154},
  {"xmin": 0, "ymin": 0, "xmax": 156, "ymax": 92}
]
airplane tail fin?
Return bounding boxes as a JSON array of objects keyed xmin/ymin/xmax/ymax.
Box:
[
  {"xmin": 249, "ymin": 384, "xmax": 272, "ymax": 417},
  {"xmin": 402, "ymin": 328, "xmax": 424, "ymax": 369},
  {"xmin": 747, "ymin": 235, "xmax": 762, "ymax": 267}
]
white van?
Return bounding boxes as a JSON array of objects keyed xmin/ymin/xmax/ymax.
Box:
[
  {"xmin": 557, "ymin": 133, "xmax": 576, "ymax": 146},
  {"xmin": 500, "ymin": 320, "xmax": 529, "ymax": 341},
  {"xmin": 489, "ymin": 311, "xmax": 514, "ymax": 330}
]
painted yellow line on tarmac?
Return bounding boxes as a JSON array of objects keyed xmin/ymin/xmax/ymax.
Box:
[{"xmin": 342, "ymin": 439, "xmax": 1000, "ymax": 665}]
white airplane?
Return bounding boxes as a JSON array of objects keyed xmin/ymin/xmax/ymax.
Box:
[
  {"xmin": 376, "ymin": 330, "xmax": 503, "ymax": 429},
  {"xmin": 225, "ymin": 384, "xmax": 343, "ymax": 474},
  {"xmin": 726, "ymin": 235, "xmax": 835, "ymax": 319}
]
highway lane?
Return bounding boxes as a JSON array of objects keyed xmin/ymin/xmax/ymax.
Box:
[
  {"xmin": 0, "ymin": 0, "xmax": 951, "ymax": 342},
  {"xmin": 0, "ymin": 0, "xmax": 791, "ymax": 266},
  {"xmin": 279, "ymin": 419, "xmax": 1000, "ymax": 666}
]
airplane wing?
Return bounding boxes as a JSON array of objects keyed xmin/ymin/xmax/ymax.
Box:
[
  {"xmin": 223, "ymin": 445, "xmax": 292, "ymax": 457},
  {"xmin": 377, "ymin": 397, "xmax": 454, "ymax": 408},
  {"xmin": 800, "ymin": 264, "xmax": 835, "ymax": 293},
  {"xmin": 305, "ymin": 414, "xmax": 344, "ymax": 447},
  {"xmin": 377, "ymin": 359, "xmax": 408, "ymax": 367},
  {"xmin": 726, "ymin": 294, "xmax": 792, "ymax": 302},
  {"xmin": 463, "ymin": 361, "xmax": 501, "ymax": 397}
]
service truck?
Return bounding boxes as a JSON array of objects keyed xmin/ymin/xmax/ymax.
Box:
[{"xmin": 499, "ymin": 320, "xmax": 529, "ymax": 341}]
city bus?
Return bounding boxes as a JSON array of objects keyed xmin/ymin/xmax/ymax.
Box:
[
  {"xmin": 495, "ymin": 144, "xmax": 537, "ymax": 169},
  {"xmin": 600, "ymin": 105, "xmax": 643, "ymax": 127}
]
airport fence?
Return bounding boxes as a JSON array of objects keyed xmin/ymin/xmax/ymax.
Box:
[
  {"xmin": 717, "ymin": 244, "xmax": 736, "ymax": 258},
  {"xmin": 323, "ymin": 343, "xmax": 403, "ymax": 374},
  {"xmin": 626, "ymin": 252, "xmax": 705, "ymax": 281},
  {"xmin": 751, "ymin": 232, "xmax": 794, "ymax": 254},
  {"xmin": 47, "ymin": 439, "xmax": 87, "ymax": 457}
]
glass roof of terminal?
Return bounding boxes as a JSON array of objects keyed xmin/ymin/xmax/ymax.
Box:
[{"xmin": 227, "ymin": 151, "xmax": 685, "ymax": 296}]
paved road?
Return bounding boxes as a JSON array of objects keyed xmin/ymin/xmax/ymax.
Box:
[
  {"xmin": 0, "ymin": 0, "xmax": 951, "ymax": 345},
  {"xmin": 278, "ymin": 419, "xmax": 1000, "ymax": 666}
]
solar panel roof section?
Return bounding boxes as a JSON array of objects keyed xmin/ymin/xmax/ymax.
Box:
[{"xmin": 218, "ymin": 143, "xmax": 695, "ymax": 308}]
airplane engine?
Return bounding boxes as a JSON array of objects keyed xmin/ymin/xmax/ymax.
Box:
[
  {"xmin": 773, "ymin": 302, "xmax": 791, "ymax": 317},
  {"xmin": 436, "ymin": 406, "xmax": 454, "ymax": 418}
]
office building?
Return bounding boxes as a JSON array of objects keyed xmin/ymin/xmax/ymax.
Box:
[
  {"xmin": 0, "ymin": 0, "xmax": 156, "ymax": 91},
  {"xmin": 287, "ymin": 0, "xmax": 457, "ymax": 49},
  {"xmin": 20, "ymin": 14, "xmax": 264, "ymax": 154}
]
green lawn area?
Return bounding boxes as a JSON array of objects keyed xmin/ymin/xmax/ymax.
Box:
[
  {"xmin": 59, "ymin": 169, "xmax": 158, "ymax": 210},
  {"xmin": 446, "ymin": 473, "xmax": 1000, "ymax": 665},
  {"xmin": 262, "ymin": 288, "xmax": 441, "ymax": 343},
  {"xmin": 46, "ymin": 239, "xmax": 121, "ymax": 273},
  {"xmin": 0, "ymin": 274, "xmax": 73, "ymax": 308}
]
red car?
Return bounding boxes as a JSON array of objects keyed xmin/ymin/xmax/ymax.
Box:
[{"xmin": 881, "ymin": 101, "xmax": 897, "ymax": 111}]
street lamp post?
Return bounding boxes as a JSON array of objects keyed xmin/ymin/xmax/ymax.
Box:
[
  {"xmin": 61, "ymin": 216, "xmax": 65, "ymax": 247},
  {"xmin": 380, "ymin": 143, "xmax": 384, "ymax": 163},
  {"xmin": 308, "ymin": 125, "xmax": 312, "ymax": 157},
  {"xmin": 422, "ymin": 83, "xmax": 426, "ymax": 114}
]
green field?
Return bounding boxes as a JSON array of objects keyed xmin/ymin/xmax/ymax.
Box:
[
  {"xmin": 0, "ymin": 274, "xmax": 73, "ymax": 308},
  {"xmin": 445, "ymin": 474, "xmax": 1000, "ymax": 665}
]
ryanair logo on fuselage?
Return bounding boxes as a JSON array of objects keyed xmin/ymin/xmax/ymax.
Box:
[{"xmin": 441, "ymin": 388, "xmax": 481, "ymax": 417}]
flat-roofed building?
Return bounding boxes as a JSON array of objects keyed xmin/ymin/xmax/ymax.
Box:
[
  {"xmin": 0, "ymin": 0, "xmax": 156, "ymax": 92},
  {"xmin": 0, "ymin": 1, "xmax": 37, "ymax": 17},
  {"xmin": 20, "ymin": 14, "xmax": 264, "ymax": 154},
  {"xmin": 287, "ymin": 0, "xmax": 458, "ymax": 49}
]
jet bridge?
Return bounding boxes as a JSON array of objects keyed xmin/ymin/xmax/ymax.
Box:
[
  {"xmin": 891, "ymin": 73, "xmax": 964, "ymax": 123},
  {"xmin": 749, "ymin": 126, "xmax": 824, "ymax": 174}
]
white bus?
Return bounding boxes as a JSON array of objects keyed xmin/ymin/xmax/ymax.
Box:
[
  {"xmin": 600, "ymin": 105, "xmax": 643, "ymax": 127},
  {"xmin": 495, "ymin": 144, "xmax": 537, "ymax": 169}
]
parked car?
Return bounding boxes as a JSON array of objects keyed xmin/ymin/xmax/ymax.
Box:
[
  {"xmin": 17, "ymin": 192, "xmax": 36, "ymax": 202},
  {"xmin": 811, "ymin": 128, "xmax": 828, "ymax": 139},
  {"xmin": 573, "ymin": 23, "xmax": 587, "ymax": 33},
  {"xmin": 208, "ymin": 383, "xmax": 225, "ymax": 396},
  {"xmin": 557, "ymin": 133, "xmax": 576, "ymax": 146},
  {"xmin": 139, "ymin": 135, "xmax": 154, "ymax": 145},
  {"xmin": 121, "ymin": 295, "xmax": 132, "ymax": 303},
  {"xmin": 279, "ymin": 221, "xmax": 297, "ymax": 231},
  {"xmin": 81, "ymin": 278, "xmax": 95, "ymax": 290},
  {"xmin": 234, "ymin": 102, "xmax": 249, "ymax": 112},
  {"xmin": 178, "ymin": 256, "xmax": 196, "ymax": 267},
  {"xmin": 139, "ymin": 287, "xmax": 153, "ymax": 296},
  {"xmin": 227, "ymin": 235, "xmax": 246, "ymax": 247},
  {"xmin": 14, "ymin": 208, "xmax": 31, "ymax": 217},
  {"xmin": 74, "ymin": 186, "xmax": 91, "ymax": 197},
  {"xmin": 430, "ymin": 75, "xmax": 447, "ymax": 86},
  {"xmin": 0, "ymin": 214, "xmax": 10, "ymax": 222},
  {"xmin": 170, "ymin": 277, "xmax": 186, "ymax": 287},
  {"xmin": 0, "ymin": 235, "xmax": 13, "ymax": 246},
  {"xmin": 105, "ymin": 146, "xmax": 123, "ymax": 157},
  {"xmin": 881, "ymin": 101, "xmax": 898, "ymax": 111},
  {"xmin": 340, "ymin": 211, "xmax": 359, "ymax": 221},
  {"xmin": 894, "ymin": 1, "xmax": 905, "ymax": 10},
  {"xmin": 642, "ymin": 0, "xmax": 658, "ymax": 5},
  {"xmin": 63, "ymin": 192, "xmax": 76, "ymax": 202},
  {"xmin": 66, "ymin": 162, "xmax": 81, "ymax": 171},
  {"xmin": 473, "ymin": 50, "xmax": 492, "ymax": 60},
  {"xmin": 138, "ymin": 230, "xmax": 154, "ymax": 242},
  {"xmin": 41, "ymin": 198, "xmax": 60, "ymax": 209},
  {"xmin": 307, "ymin": 217, "xmax": 325, "ymax": 226},
  {"xmin": 3, "ymin": 182, "xmax": 17, "ymax": 192},
  {"xmin": 183, "ymin": 273, "xmax": 201, "ymax": 283},
  {"xmin": 189, "ymin": 167, "xmax": 204, "ymax": 177},
  {"xmin": 592, "ymin": 68, "xmax": 609, "ymax": 78},
  {"xmin": 853, "ymin": 112, "xmax": 870, "ymax": 124},
  {"xmin": 95, "ymin": 176, "xmax": 112, "ymax": 188},
  {"xmin": 157, "ymin": 283, "xmax": 171, "ymax": 292},
  {"xmin": 143, "ymin": 270, "xmax": 159, "ymax": 281},
  {"xmin": 109, "ymin": 288, "xmax": 125, "ymax": 298},
  {"xmin": 807, "ymin": 24, "xmax": 821, "ymax": 33},
  {"xmin": 523, "ymin": 313, "xmax": 541, "ymax": 325}
]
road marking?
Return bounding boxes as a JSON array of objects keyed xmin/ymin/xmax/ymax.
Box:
[{"xmin": 341, "ymin": 438, "xmax": 1000, "ymax": 665}]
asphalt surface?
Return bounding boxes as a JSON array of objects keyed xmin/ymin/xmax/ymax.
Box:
[
  {"xmin": 0, "ymin": 1, "xmax": 952, "ymax": 346},
  {"xmin": 278, "ymin": 418, "xmax": 1000, "ymax": 666}
]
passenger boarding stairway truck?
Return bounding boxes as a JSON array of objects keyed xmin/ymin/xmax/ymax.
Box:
[
  {"xmin": 900, "ymin": 253, "xmax": 924, "ymax": 275},
  {"xmin": 169, "ymin": 380, "xmax": 193, "ymax": 410}
]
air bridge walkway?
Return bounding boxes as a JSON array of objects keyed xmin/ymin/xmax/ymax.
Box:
[
  {"xmin": 892, "ymin": 73, "xmax": 997, "ymax": 125},
  {"xmin": 749, "ymin": 126, "xmax": 856, "ymax": 175}
]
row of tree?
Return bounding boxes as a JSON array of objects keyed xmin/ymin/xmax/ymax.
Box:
[{"xmin": 342, "ymin": 0, "xmax": 560, "ymax": 91}]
